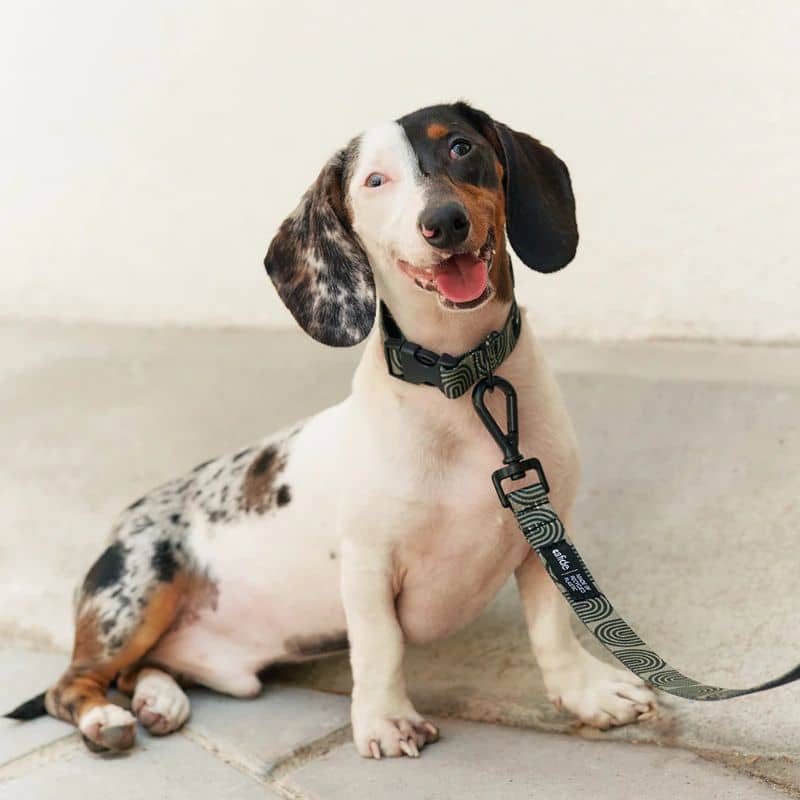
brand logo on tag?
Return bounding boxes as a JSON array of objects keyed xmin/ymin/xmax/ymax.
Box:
[
  {"xmin": 540, "ymin": 541, "xmax": 600, "ymax": 602},
  {"xmin": 550, "ymin": 548, "xmax": 571, "ymax": 572}
]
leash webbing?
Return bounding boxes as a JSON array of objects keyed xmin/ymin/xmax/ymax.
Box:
[{"xmin": 505, "ymin": 480, "xmax": 800, "ymax": 699}]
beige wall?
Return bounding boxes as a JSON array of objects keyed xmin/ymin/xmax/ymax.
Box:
[{"xmin": 1, "ymin": 1, "xmax": 798, "ymax": 341}]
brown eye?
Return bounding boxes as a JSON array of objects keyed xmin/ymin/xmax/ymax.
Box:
[
  {"xmin": 449, "ymin": 139, "xmax": 472, "ymax": 159},
  {"xmin": 365, "ymin": 172, "xmax": 388, "ymax": 188}
]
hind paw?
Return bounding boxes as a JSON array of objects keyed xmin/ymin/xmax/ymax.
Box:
[
  {"xmin": 79, "ymin": 704, "xmax": 137, "ymax": 752},
  {"xmin": 132, "ymin": 668, "xmax": 190, "ymax": 735}
]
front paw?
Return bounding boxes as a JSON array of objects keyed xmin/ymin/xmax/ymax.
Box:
[
  {"xmin": 545, "ymin": 651, "xmax": 658, "ymax": 730},
  {"xmin": 352, "ymin": 701, "xmax": 439, "ymax": 759}
]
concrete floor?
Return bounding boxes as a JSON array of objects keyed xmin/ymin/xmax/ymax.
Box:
[
  {"xmin": 1, "ymin": 319, "xmax": 799, "ymax": 795},
  {"xmin": 2, "ymin": 648, "xmax": 787, "ymax": 800}
]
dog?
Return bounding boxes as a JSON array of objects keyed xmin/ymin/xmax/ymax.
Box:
[{"xmin": 7, "ymin": 102, "xmax": 657, "ymax": 758}]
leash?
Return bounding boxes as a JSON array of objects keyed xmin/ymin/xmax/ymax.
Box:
[{"xmin": 383, "ymin": 300, "xmax": 800, "ymax": 700}]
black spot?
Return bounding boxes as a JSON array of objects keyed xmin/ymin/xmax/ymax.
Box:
[
  {"xmin": 100, "ymin": 618, "xmax": 115, "ymax": 635},
  {"xmin": 151, "ymin": 540, "xmax": 179, "ymax": 582},
  {"xmin": 276, "ymin": 484, "xmax": 291, "ymax": 507},
  {"xmin": 192, "ymin": 459, "xmax": 214, "ymax": 472},
  {"xmin": 329, "ymin": 551, "xmax": 337, "ymax": 560},
  {"xmin": 127, "ymin": 497, "xmax": 145, "ymax": 510},
  {"xmin": 82, "ymin": 544, "xmax": 126, "ymax": 595},
  {"xmin": 170, "ymin": 513, "xmax": 182, "ymax": 525},
  {"xmin": 233, "ymin": 447, "xmax": 254, "ymax": 462},
  {"xmin": 251, "ymin": 446, "xmax": 277, "ymax": 477}
]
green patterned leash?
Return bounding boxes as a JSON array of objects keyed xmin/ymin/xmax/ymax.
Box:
[{"xmin": 472, "ymin": 375, "xmax": 800, "ymax": 700}]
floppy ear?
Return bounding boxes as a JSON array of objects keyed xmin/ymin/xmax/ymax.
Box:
[
  {"xmin": 455, "ymin": 103, "xmax": 578, "ymax": 272},
  {"xmin": 264, "ymin": 141, "xmax": 375, "ymax": 347}
]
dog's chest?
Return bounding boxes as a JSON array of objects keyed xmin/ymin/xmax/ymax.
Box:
[{"xmin": 390, "ymin": 455, "xmax": 531, "ymax": 644}]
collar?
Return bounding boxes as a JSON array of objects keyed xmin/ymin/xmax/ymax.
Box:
[{"xmin": 381, "ymin": 297, "xmax": 522, "ymax": 399}]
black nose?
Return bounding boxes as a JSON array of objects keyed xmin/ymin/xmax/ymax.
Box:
[{"xmin": 419, "ymin": 202, "xmax": 470, "ymax": 249}]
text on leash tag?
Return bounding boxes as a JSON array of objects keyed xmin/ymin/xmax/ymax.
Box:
[{"xmin": 540, "ymin": 542, "xmax": 600, "ymax": 602}]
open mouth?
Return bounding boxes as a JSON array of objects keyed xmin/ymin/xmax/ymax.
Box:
[{"xmin": 397, "ymin": 229, "xmax": 495, "ymax": 310}]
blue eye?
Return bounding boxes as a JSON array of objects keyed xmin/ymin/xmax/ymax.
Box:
[
  {"xmin": 449, "ymin": 139, "xmax": 472, "ymax": 159},
  {"xmin": 365, "ymin": 172, "xmax": 387, "ymax": 188}
]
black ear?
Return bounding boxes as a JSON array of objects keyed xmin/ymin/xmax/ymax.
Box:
[
  {"xmin": 455, "ymin": 103, "xmax": 578, "ymax": 272},
  {"xmin": 264, "ymin": 141, "xmax": 375, "ymax": 347}
]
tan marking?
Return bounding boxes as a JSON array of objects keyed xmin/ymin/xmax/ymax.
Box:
[
  {"xmin": 426, "ymin": 122, "xmax": 448, "ymax": 139},
  {"xmin": 491, "ymin": 193, "xmax": 512, "ymax": 302},
  {"xmin": 240, "ymin": 445, "xmax": 287, "ymax": 513},
  {"xmin": 47, "ymin": 582, "xmax": 186, "ymax": 726},
  {"xmin": 115, "ymin": 668, "xmax": 140, "ymax": 696},
  {"xmin": 451, "ymin": 177, "xmax": 512, "ymax": 302}
]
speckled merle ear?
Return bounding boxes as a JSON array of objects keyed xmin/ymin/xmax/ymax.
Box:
[
  {"xmin": 455, "ymin": 103, "xmax": 578, "ymax": 273},
  {"xmin": 264, "ymin": 141, "xmax": 375, "ymax": 347}
]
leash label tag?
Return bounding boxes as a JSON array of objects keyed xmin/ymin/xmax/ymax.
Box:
[{"xmin": 540, "ymin": 542, "xmax": 600, "ymax": 602}]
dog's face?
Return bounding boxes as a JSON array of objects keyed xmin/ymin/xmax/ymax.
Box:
[
  {"xmin": 347, "ymin": 107, "xmax": 508, "ymax": 315},
  {"xmin": 265, "ymin": 103, "xmax": 578, "ymax": 346}
]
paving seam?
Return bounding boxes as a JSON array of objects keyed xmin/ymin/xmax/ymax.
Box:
[{"xmin": 0, "ymin": 734, "xmax": 81, "ymax": 784}]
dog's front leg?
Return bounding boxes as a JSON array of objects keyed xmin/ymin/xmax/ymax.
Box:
[
  {"xmin": 515, "ymin": 522, "xmax": 658, "ymax": 729},
  {"xmin": 341, "ymin": 539, "xmax": 439, "ymax": 758}
]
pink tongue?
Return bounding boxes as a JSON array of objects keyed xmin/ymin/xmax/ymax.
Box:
[{"xmin": 433, "ymin": 253, "xmax": 488, "ymax": 303}]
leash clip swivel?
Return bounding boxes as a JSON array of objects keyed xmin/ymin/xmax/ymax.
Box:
[{"xmin": 472, "ymin": 376, "xmax": 549, "ymax": 507}]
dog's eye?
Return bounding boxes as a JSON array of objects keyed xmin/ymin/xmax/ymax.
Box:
[
  {"xmin": 449, "ymin": 139, "xmax": 472, "ymax": 159},
  {"xmin": 365, "ymin": 172, "xmax": 388, "ymax": 188}
]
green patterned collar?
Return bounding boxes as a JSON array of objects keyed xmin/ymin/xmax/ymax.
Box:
[{"xmin": 380, "ymin": 298, "xmax": 522, "ymax": 399}]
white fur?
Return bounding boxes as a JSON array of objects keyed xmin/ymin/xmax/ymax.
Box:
[
  {"xmin": 132, "ymin": 668, "xmax": 191, "ymax": 735},
  {"xmin": 79, "ymin": 704, "xmax": 136, "ymax": 748},
  {"xmin": 348, "ymin": 122, "xmax": 437, "ymax": 311},
  {"xmin": 147, "ymin": 121, "xmax": 656, "ymax": 757}
]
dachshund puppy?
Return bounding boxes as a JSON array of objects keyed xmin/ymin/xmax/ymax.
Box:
[{"xmin": 7, "ymin": 103, "xmax": 656, "ymax": 758}]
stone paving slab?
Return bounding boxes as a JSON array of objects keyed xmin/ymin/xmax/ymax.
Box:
[
  {"xmin": 0, "ymin": 649, "xmax": 791, "ymax": 798},
  {"xmin": 282, "ymin": 717, "xmax": 785, "ymax": 800},
  {"xmin": 186, "ymin": 683, "xmax": 351, "ymax": 777},
  {"xmin": 0, "ymin": 731, "xmax": 282, "ymax": 799},
  {"xmin": 0, "ymin": 649, "xmax": 73, "ymax": 765}
]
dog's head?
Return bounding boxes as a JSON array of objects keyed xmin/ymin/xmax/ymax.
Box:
[{"xmin": 264, "ymin": 103, "xmax": 578, "ymax": 346}]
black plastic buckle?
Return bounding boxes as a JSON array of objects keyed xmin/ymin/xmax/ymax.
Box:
[
  {"xmin": 492, "ymin": 457, "xmax": 550, "ymax": 508},
  {"xmin": 385, "ymin": 339, "xmax": 458, "ymax": 389}
]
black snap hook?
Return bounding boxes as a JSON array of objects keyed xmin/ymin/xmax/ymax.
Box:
[{"xmin": 471, "ymin": 376, "xmax": 524, "ymax": 478}]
